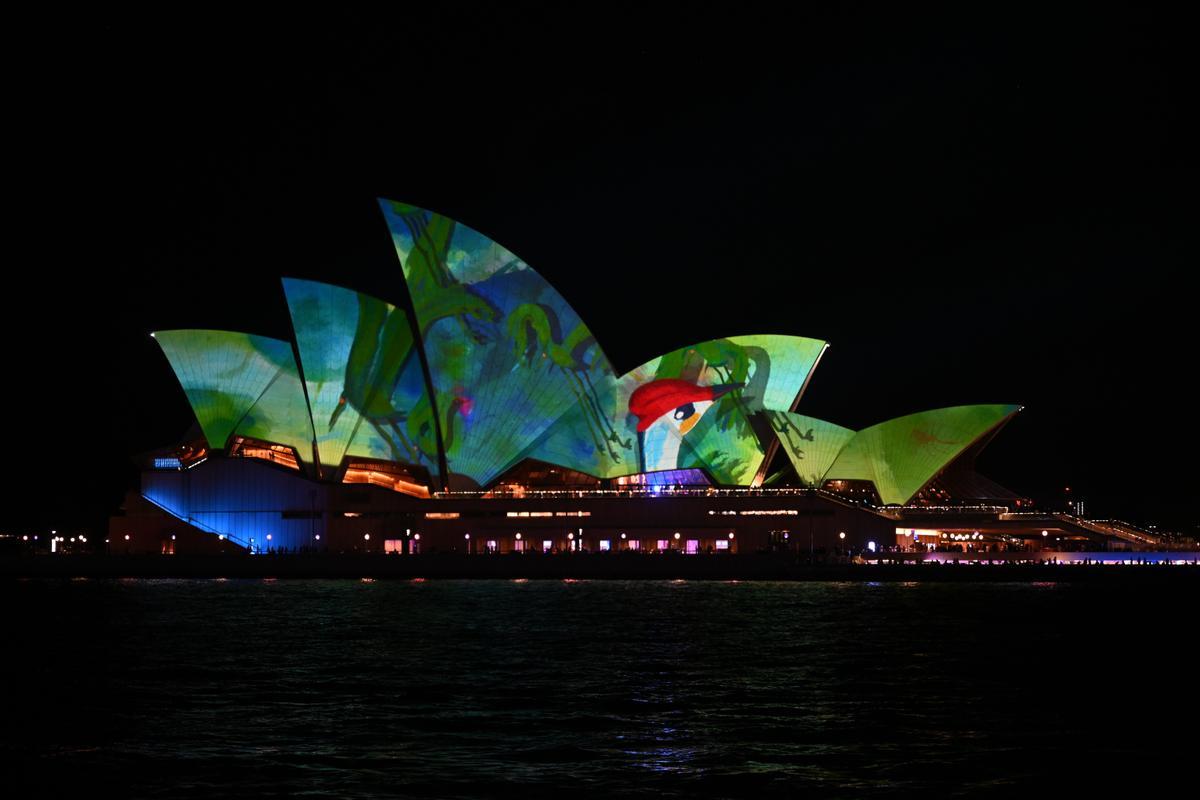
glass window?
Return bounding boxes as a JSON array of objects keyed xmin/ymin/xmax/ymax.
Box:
[
  {"xmin": 629, "ymin": 540, "xmax": 641, "ymax": 551},
  {"xmin": 657, "ymin": 539, "xmax": 669, "ymax": 551},
  {"xmin": 686, "ymin": 539, "xmax": 700, "ymax": 554},
  {"xmin": 542, "ymin": 540, "xmax": 552, "ymax": 552},
  {"xmin": 599, "ymin": 539, "xmax": 611, "ymax": 551},
  {"xmin": 715, "ymin": 539, "xmax": 729, "ymax": 551}
]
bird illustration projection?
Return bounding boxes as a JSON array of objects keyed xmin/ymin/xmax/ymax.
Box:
[{"xmin": 628, "ymin": 379, "xmax": 742, "ymax": 473}]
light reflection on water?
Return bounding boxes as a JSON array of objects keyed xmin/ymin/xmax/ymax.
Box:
[{"xmin": 1, "ymin": 579, "xmax": 1193, "ymax": 797}]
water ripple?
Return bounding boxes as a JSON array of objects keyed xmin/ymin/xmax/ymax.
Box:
[{"xmin": 1, "ymin": 579, "xmax": 1193, "ymax": 797}]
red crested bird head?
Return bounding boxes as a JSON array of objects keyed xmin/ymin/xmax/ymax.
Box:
[{"xmin": 628, "ymin": 379, "xmax": 742, "ymax": 433}]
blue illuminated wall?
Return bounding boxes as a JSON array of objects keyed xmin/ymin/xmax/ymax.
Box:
[{"xmin": 142, "ymin": 459, "xmax": 327, "ymax": 552}]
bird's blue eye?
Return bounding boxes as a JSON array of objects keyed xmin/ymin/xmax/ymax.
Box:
[{"xmin": 673, "ymin": 402, "xmax": 695, "ymax": 421}]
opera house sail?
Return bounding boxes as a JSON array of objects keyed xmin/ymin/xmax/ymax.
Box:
[{"xmin": 126, "ymin": 199, "xmax": 1028, "ymax": 554}]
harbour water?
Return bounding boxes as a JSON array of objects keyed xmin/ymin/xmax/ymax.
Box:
[{"xmin": 2, "ymin": 579, "xmax": 1193, "ymax": 797}]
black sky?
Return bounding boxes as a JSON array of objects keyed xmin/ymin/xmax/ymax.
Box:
[{"xmin": 7, "ymin": 8, "xmax": 1191, "ymax": 533}]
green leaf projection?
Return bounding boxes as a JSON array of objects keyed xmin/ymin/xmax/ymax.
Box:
[
  {"xmin": 152, "ymin": 202, "xmax": 1020, "ymax": 495},
  {"xmin": 154, "ymin": 330, "xmax": 307, "ymax": 454},
  {"xmin": 823, "ymin": 404, "xmax": 1021, "ymax": 504},
  {"xmin": 283, "ymin": 278, "xmax": 435, "ymax": 474},
  {"xmin": 379, "ymin": 199, "xmax": 614, "ymax": 488},
  {"xmin": 675, "ymin": 336, "xmax": 826, "ymax": 484},
  {"xmin": 768, "ymin": 412, "xmax": 856, "ymax": 488},
  {"xmin": 523, "ymin": 335, "xmax": 827, "ymax": 483},
  {"xmin": 232, "ymin": 356, "xmax": 315, "ymax": 463}
]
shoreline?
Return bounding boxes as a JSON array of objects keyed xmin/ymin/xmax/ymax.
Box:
[{"xmin": 3, "ymin": 554, "xmax": 1199, "ymax": 582}]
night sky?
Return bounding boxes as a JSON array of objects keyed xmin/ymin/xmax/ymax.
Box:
[{"xmin": 7, "ymin": 9, "xmax": 1190, "ymax": 533}]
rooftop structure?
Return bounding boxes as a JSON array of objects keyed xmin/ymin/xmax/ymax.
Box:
[
  {"xmin": 115, "ymin": 200, "xmax": 1065, "ymax": 556},
  {"xmin": 153, "ymin": 199, "xmax": 1020, "ymax": 499}
]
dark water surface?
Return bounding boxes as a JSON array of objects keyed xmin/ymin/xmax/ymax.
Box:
[{"xmin": 2, "ymin": 579, "xmax": 1194, "ymax": 798}]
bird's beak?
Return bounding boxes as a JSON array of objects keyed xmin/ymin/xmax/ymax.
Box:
[{"xmin": 709, "ymin": 382, "xmax": 743, "ymax": 399}]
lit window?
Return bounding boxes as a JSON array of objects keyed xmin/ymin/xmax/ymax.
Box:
[
  {"xmin": 628, "ymin": 540, "xmax": 641, "ymax": 551},
  {"xmin": 542, "ymin": 540, "xmax": 552, "ymax": 552},
  {"xmin": 599, "ymin": 539, "xmax": 610, "ymax": 551},
  {"xmin": 715, "ymin": 539, "xmax": 729, "ymax": 550},
  {"xmin": 486, "ymin": 539, "xmax": 498, "ymax": 553},
  {"xmin": 686, "ymin": 539, "xmax": 700, "ymax": 554},
  {"xmin": 657, "ymin": 539, "xmax": 670, "ymax": 550}
]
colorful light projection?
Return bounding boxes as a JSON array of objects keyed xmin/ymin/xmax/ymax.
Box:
[
  {"xmin": 674, "ymin": 335, "xmax": 826, "ymax": 484},
  {"xmin": 154, "ymin": 205, "xmax": 1019, "ymax": 498},
  {"xmin": 232, "ymin": 362, "xmax": 315, "ymax": 465},
  {"xmin": 523, "ymin": 335, "xmax": 827, "ymax": 484},
  {"xmin": 768, "ymin": 412, "xmax": 856, "ymax": 487},
  {"xmin": 379, "ymin": 199, "xmax": 614, "ymax": 488},
  {"xmin": 824, "ymin": 404, "xmax": 1021, "ymax": 504},
  {"xmin": 154, "ymin": 330, "xmax": 312, "ymax": 459},
  {"xmin": 283, "ymin": 278, "xmax": 435, "ymax": 475}
]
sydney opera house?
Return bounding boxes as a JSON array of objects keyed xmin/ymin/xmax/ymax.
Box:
[{"xmin": 110, "ymin": 200, "xmax": 1157, "ymax": 556}]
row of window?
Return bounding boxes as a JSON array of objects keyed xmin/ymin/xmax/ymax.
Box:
[{"xmin": 374, "ymin": 538, "xmax": 737, "ymax": 554}]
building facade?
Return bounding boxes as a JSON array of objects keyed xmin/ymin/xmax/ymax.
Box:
[{"xmin": 114, "ymin": 200, "xmax": 1055, "ymax": 555}]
